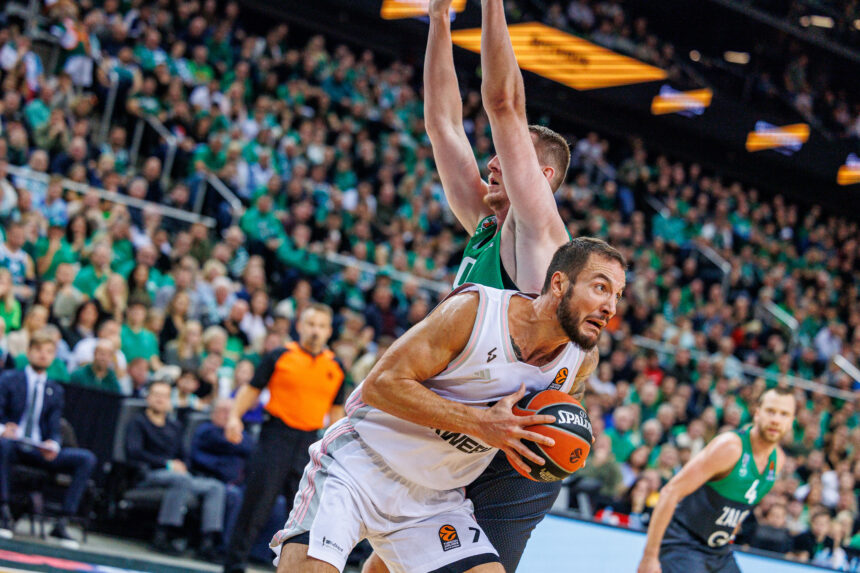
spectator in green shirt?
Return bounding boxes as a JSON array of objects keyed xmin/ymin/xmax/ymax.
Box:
[
  {"xmin": 121, "ymin": 299, "xmax": 163, "ymax": 370},
  {"xmin": 73, "ymin": 241, "xmax": 112, "ymax": 294},
  {"xmin": 0, "ymin": 269, "xmax": 22, "ymax": 332},
  {"xmin": 35, "ymin": 223, "xmax": 78, "ymax": 281},
  {"xmin": 69, "ymin": 338, "xmax": 121, "ymax": 394},
  {"xmin": 239, "ymin": 194, "xmax": 286, "ymax": 249},
  {"xmin": 605, "ymin": 405, "xmax": 642, "ymax": 463}
]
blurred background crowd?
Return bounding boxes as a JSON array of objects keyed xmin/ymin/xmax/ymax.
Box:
[{"xmin": 0, "ymin": 0, "xmax": 858, "ymax": 569}]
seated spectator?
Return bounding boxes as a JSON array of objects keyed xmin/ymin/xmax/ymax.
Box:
[
  {"xmin": 124, "ymin": 379, "xmax": 224, "ymax": 558},
  {"xmin": 61, "ymin": 299, "xmax": 99, "ymax": 350},
  {"xmin": 164, "ymin": 320, "xmax": 205, "ymax": 372},
  {"xmin": 748, "ymin": 502, "xmax": 794, "ymax": 554},
  {"xmin": 615, "ymin": 476, "xmax": 658, "ymax": 531},
  {"xmin": 0, "ymin": 330, "xmax": 97, "ymax": 547},
  {"xmin": 70, "ymin": 319, "xmax": 127, "ymax": 378},
  {"xmin": 121, "ymin": 299, "xmax": 163, "ymax": 371},
  {"xmin": 792, "ymin": 509, "xmax": 833, "ymax": 562},
  {"xmin": 0, "ymin": 269, "xmax": 22, "ymax": 333},
  {"xmin": 606, "ymin": 405, "xmax": 641, "ymax": 463},
  {"xmin": 572, "ymin": 434, "xmax": 623, "ymax": 509},
  {"xmin": 172, "ymin": 370, "xmax": 204, "ymax": 411},
  {"xmin": 13, "ymin": 325, "xmax": 70, "ymax": 383},
  {"xmin": 52, "ymin": 263, "xmax": 86, "ymax": 328},
  {"xmin": 190, "ymin": 398, "xmax": 252, "ymax": 484},
  {"xmin": 94, "ymin": 273, "xmax": 129, "ymax": 322},
  {"xmin": 73, "ymin": 241, "xmax": 112, "ymax": 295},
  {"xmin": 160, "ymin": 291, "xmax": 192, "ymax": 351},
  {"xmin": 6, "ymin": 304, "xmax": 49, "ymax": 359},
  {"xmin": 69, "ymin": 339, "xmax": 121, "ymax": 394},
  {"xmin": 0, "ymin": 222, "xmax": 35, "ymax": 301},
  {"xmin": 127, "ymin": 357, "xmax": 150, "ymax": 398}
]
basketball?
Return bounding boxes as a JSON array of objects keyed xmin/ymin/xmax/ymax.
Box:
[{"xmin": 511, "ymin": 390, "xmax": 593, "ymax": 482}]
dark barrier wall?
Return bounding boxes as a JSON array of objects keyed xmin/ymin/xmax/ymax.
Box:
[{"xmin": 62, "ymin": 385, "xmax": 123, "ymax": 472}]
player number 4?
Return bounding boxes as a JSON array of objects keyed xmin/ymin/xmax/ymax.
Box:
[
  {"xmin": 744, "ymin": 479, "xmax": 759, "ymax": 505},
  {"xmin": 468, "ymin": 527, "xmax": 480, "ymax": 543}
]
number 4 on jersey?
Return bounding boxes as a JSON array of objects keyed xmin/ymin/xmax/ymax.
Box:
[{"xmin": 744, "ymin": 479, "xmax": 760, "ymax": 504}]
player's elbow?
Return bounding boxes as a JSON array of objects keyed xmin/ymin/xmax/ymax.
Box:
[
  {"xmin": 360, "ymin": 374, "xmax": 392, "ymax": 410},
  {"xmin": 658, "ymin": 481, "xmax": 686, "ymax": 504},
  {"xmin": 480, "ymin": 85, "xmax": 523, "ymax": 116}
]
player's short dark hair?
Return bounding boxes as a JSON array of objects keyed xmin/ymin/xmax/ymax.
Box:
[
  {"xmin": 541, "ymin": 237, "xmax": 627, "ymax": 294},
  {"xmin": 529, "ymin": 125, "xmax": 570, "ymax": 192}
]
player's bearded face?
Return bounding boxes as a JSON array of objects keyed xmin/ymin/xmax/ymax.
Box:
[{"xmin": 557, "ymin": 283, "xmax": 599, "ymax": 350}]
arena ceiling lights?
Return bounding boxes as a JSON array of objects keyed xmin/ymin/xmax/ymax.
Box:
[
  {"xmin": 450, "ymin": 23, "xmax": 667, "ymax": 90},
  {"xmin": 380, "ymin": 0, "xmax": 466, "ymax": 20},
  {"xmin": 837, "ymin": 154, "xmax": 860, "ymax": 186},
  {"xmin": 650, "ymin": 87, "xmax": 713, "ymax": 116},
  {"xmin": 745, "ymin": 122, "xmax": 810, "ymax": 154}
]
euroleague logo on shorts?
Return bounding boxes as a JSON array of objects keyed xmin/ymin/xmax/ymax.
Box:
[
  {"xmin": 548, "ymin": 367, "xmax": 568, "ymax": 391},
  {"xmin": 438, "ymin": 525, "xmax": 461, "ymax": 551}
]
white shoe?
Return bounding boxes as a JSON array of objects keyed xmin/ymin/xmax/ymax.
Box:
[
  {"xmin": 0, "ymin": 527, "xmax": 12, "ymax": 540},
  {"xmin": 55, "ymin": 537, "xmax": 80, "ymax": 550}
]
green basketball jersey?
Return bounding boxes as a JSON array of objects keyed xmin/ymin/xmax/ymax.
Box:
[
  {"xmin": 671, "ymin": 428, "xmax": 777, "ymax": 550},
  {"xmin": 453, "ymin": 215, "xmax": 517, "ymax": 290}
]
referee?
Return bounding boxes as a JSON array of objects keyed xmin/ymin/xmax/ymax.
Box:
[{"xmin": 222, "ymin": 303, "xmax": 346, "ymax": 573}]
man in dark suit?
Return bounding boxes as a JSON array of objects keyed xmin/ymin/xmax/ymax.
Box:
[{"xmin": 0, "ymin": 329, "xmax": 97, "ymax": 547}]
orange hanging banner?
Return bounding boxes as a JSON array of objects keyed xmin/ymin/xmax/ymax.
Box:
[
  {"xmin": 380, "ymin": 0, "xmax": 467, "ymax": 20},
  {"xmin": 451, "ymin": 22, "xmax": 667, "ymax": 91}
]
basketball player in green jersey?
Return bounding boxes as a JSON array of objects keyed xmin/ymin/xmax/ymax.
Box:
[
  {"xmin": 362, "ymin": 1, "xmax": 598, "ymax": 572},
  {"xmin": 637, "ymin": 387, "xmax": 796, "ymax": 573}
]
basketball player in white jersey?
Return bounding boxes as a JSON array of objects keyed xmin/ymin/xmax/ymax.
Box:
[{"xmin": 272, "ymin": 238, "xmax": 626, "ymax": 573}]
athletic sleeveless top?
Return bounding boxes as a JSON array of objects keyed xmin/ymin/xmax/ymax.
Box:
[
  {"xmin": 454, "ymin": 215, "xmax": 517, "ymax": 290},
  {"xmin": 672, "ymin": 428, "xmax": 777, "ymax": 550},
  {"xmin": 346, "ymin": 283, "xmax": 588, "ymax": 490}
]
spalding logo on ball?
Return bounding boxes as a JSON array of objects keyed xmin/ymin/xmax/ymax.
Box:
[{"xmin": 510, "ymin": 389, "xmax": 593, "ymax": 482}]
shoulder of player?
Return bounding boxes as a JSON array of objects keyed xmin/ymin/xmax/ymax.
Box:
[
  {"xmin": 704, "ymin": 431, "xmax": 744, "ymax": 464},
  {"xmin": 433, "ymin": 289, "xmax": 480, "ymax": 322}
]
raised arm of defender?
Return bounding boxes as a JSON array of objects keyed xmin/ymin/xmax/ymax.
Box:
[
  {"xmin": 360, "ymin": 291, "xmax": 555, "ymax": 474},
  {"xmin": 480, "ymin": 0, "xmax": 568, "ymax": 245},
  {"xmin": 425, "ymin": 0, "xmax": 490, "ymax": 232},
  {"xmin": 637, "ymin": 433, "xmax": 743, "ymax": 573}
]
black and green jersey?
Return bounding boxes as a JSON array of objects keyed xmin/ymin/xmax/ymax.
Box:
[
  {"xmin": 453, "ymin": 215, "xmax": 517, "ymax": 290},
  {"xmin": 670, "ymin": 428, "xmax": 777, "ymax": 551}
]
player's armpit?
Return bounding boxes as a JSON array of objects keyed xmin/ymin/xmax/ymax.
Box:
[{"xmin": 360, "ymin": 292, "xmax": 481, "ymax": 431}]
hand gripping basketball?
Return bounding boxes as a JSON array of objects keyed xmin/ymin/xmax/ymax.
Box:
[
  {"xmin": 510, "ymin": 389, "xmax": 593, "ymax": 482},
  {"xmin": 473, "ymin": 384, "xmax": 558, "ymax": 476}
]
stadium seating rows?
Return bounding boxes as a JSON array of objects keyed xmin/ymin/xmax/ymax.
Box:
[{"xmin": 0, "ymin": 0, "xmax": 858, "ymax": 567}]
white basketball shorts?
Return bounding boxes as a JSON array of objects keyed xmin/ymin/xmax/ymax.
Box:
[{"xmin": 270, "ymin": 420, "xmax": 500, "ymax": 573}]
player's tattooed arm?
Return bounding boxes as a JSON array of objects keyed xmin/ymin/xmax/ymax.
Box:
[{"xmin": 569, "ymin": 348, "xmax": 599, "ymax": 402}]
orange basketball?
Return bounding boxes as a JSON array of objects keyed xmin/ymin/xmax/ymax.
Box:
[{"xmin": 510, "ymin": 389, "xmax": 593, "ymax": 482}]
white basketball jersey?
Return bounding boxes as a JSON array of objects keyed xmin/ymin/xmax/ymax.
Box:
[{"xmin": 345, "ymin": 284, "xmax": 588, "ymax": 490}]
